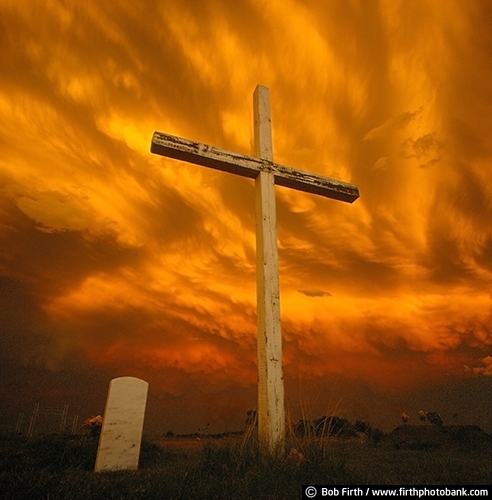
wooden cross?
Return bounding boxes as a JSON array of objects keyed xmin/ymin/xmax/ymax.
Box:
[{"xmin": 151, "ymin": 85, "xmax": 359, "ymax": 453}]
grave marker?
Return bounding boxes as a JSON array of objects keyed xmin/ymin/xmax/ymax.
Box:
[{"xmin": 95, "ymin": 376, "xmax": 148, "ymax": 472}]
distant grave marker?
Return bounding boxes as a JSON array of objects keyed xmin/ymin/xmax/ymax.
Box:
[{"xmin": 95, "ymin": 376, "xmax": 148, "ymax": 472}]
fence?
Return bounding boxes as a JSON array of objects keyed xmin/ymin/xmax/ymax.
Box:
[{"xmin": 13, "ymin": 404, "xmax": 79, "ymax": 436}]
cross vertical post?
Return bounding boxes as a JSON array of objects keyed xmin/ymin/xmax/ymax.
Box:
[{"xmin": 253, "ymin": 85, "xmax": 285, "ymax": 454}]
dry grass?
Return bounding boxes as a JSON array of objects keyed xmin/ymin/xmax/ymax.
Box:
[{"xmin": 0, "ymin": 431, "xmax": 490, "ymax": 499}]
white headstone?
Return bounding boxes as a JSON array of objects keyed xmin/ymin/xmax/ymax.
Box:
[{"xmin": 94, "ymin": 376, "xmax": 148, "ymax": 472}]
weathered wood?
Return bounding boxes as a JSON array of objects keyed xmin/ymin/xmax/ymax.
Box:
[
  {"xmin": 151, "ymin": 132, "xmax": 359, "ymax": 203},
  {"xmin": 254, "ymin": 85, "xmax": 285, "ymax": 453},
  {"xmin": 150, "ymin": 85, "xmax": 360, "ymax": 456}
]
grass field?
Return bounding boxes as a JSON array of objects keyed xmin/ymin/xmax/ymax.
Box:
[{"xmin": 0, "ymin": 431, "xmax": 490, "ymax": 499}]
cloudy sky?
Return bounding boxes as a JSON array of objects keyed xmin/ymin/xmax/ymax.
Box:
[{"xmin": 1, "ymin": 0, "xmax": 491, "ymax": 435}]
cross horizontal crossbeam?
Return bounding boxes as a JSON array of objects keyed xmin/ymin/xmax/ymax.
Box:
[{"xmin": 151, "ymin": 132, "xmax": 359, "ymax": 203}]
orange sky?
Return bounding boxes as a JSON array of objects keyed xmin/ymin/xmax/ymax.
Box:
[{"xmin": 1, "ymin": 0, "xmax": 491, "ymax": 435}]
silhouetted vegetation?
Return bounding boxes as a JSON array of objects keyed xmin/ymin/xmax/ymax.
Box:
[{"xmin": 291, "ymin": 415, "xmax": 383, "ymax": 442}]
